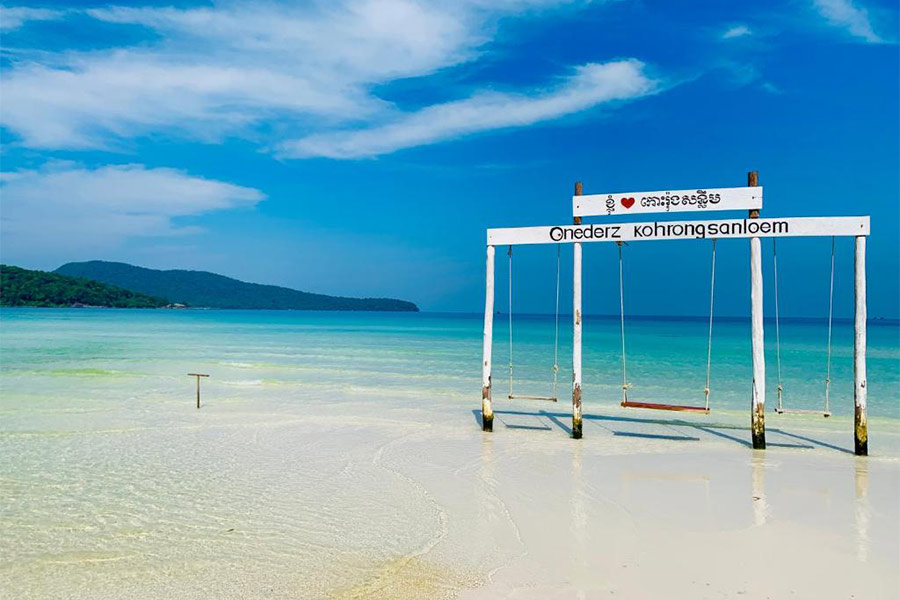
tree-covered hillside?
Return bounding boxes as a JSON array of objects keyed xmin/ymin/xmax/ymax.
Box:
[
  {"xmin": 1, "ymin": 265, "xmax": 170, "ymax": 308},
  {"xmin": 56, "ymin": 261, "xmax": 419, "ymax": 311}
]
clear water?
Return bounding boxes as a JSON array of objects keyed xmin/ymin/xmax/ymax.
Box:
[
  {"xmin": 512, "ymin": 312, "xmax": 900, "ymax": 419},
  {"xmin": 1, "ymin": 308, "xmax": 897, "ymax": 598},
  {"xmin": 1, "ymin": 308, "xmax": 897, "ymax": 421}
]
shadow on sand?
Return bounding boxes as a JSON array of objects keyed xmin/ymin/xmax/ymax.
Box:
[{"xmin": 472, "ymin": 408, "xmax": 853, "ymax": 454}]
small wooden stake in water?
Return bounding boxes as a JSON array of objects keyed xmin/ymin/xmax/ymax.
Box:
[{"xmin": 188, "ymin": 373, "xmax": 210, "ymax": 409}]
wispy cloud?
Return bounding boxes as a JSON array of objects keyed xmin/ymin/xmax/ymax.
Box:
[
  {"xmin": 0, "ymin": 164, "xmax": 263, "ymax": 254},
  {"xmin": 3, "ymin": 0, "xmax": 469, "ymax": 149},
  {"xmin": 0, "ymin": 0, "xmax": 658, "ymax": 158},
  {"xmin": 0, "ymin": 6, "xmax": 65, "ymax": 31},
  {"xmin": 722, "ymin": 24, "xmax": 752, "ymax": 39},
  {"xmin": 279, "ymin": 60, "xmax": 658, "ymax": 159},
  {"xmin": 811, "ymin": 0, "xmax": 885, "ymax": 43},
  {"xmin": 0, "ymin": 53, "xmax": 384, "ymax": 149}
]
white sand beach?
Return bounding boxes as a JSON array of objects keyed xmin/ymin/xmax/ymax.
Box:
[
  {"xmin": 1, "ymin": 311, "xmax": 898, "ymax": 599},
  {"xmin": 3, "ymin": 384, "xmax": 899, "ymax": 599},
  {"xmin": 3, "ymin": 0, "xmax": 899, "ymax": 596}
]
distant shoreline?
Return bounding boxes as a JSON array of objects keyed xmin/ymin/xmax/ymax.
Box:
[
  {"xmin": 2, "ymin": 305, "xmax": 897, "ymax": 325},
  {"xmin": 1, "ymin": 262, "xmax": 419, "ymax": 312},
  {"xmin": 0, "ymin": 305, "xmax": 422, "ymax": 313}
]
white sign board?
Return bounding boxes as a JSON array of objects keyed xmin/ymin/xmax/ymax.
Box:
[
  {"xmin": 487, "ymin": 216, "xmax": 869, "ymax": 246},
  {"xmin": 573, "ymin": 186, "xmax": 763, "ymax": 217}
]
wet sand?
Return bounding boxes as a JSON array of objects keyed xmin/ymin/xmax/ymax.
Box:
[
  {"xmin": 1, "ymin": 309, "xmax": 897, "ymax": 598},
  {"xmin": 3, "ymin": 392, "xmax": 898, "ymax": 599}
]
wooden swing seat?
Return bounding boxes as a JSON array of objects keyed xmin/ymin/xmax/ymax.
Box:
[
  {"xmin": 620, "ymin": 400, "xmax": 710, "ymax": 414},
  {"xmin": 775, "ymin": 408, "xmax": 831, "ymax": 417},
  {"xmin": 508, "ymin": 394, "xmax": 558, "ymax": 402}
]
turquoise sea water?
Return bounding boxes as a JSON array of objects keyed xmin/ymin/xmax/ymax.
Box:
[
  {"xmin": 1, "ymin": 308, "xmax": 897, "ymax": 420},
  {"xmin": 1, "ymin": 308, "xmax": 898, "ymax": 598}
]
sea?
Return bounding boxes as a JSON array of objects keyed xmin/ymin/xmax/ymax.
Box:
[
  {"xmin": 1, "ymin": 308, "xmax": 898, "ymax": 598},
  {"xmin": 4, "ymin": 308, "xmax": 893, "ymax": 418}
]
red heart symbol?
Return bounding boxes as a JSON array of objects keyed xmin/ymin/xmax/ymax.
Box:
[{"xmin": 621, "ymin": 197, "xmax": 635, "ymax": 209}]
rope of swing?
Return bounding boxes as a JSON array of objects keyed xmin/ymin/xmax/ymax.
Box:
[
  {"xmin": 508, "ymin": 245, "xmax": 514, "ymax": 397},
  {"xmin": 824, "ymin": 236, "xmax": 835, "ymax": 415},
  {"xmin": 618, "ymin": 242, "xmax": 630, "ymax": 403},
  {"xmin": 618, "ymin": 241, "xmax": 717, "ymax": 407},
  {"xmin": 508, "ymin": 244, "xmax": 562, "ymax": 399},
  {"xmin": 772, "ymin": 238, "xmax": 784, "ymax": 411},
  {"xmin": 705, "ymin": 239, "xmax": 717, "ymax": 410},
  {"xmin": 552, "ymin": 243, "xmax": 561, "ymax": 398}
]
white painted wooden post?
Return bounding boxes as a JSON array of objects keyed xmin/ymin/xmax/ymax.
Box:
[
  {"xmin": 573, "ymin": 242, "xmax": 583, "ymax": 439},
  {"xmin": 748, "ymin": 171, "xmax": 766, "ymax": 449},
  {"xmin": 572, "ymin": 181, "xmax": 584, "ymax": 439},
  {"xmin": 482, "ymin": 245, "xmax": 495, "ymax": 432},
  {"xmin": 854, "ymin": 236, "xmax": 867, "ymax": 456}
]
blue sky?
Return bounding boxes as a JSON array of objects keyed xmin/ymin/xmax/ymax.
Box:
[{"xmin": 1, "ymin": 0, "xmax": 897, "ymax": 317}]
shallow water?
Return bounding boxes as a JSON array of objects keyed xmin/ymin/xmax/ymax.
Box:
[
  {"xmin": 2, "ymin": 309, "xmax": 896, "ymax": 418},
  {"xmin": 1, "ymin": 309, "xmax": 898, "ymax": 598}
]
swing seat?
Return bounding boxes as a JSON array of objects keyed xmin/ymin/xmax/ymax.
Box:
[
  {"xmin": 508, "ymin": 394, "xmax": 558, "ymax": 402},
  {"xmin": 621, "ymin": 400, "xmax": 710, "ymax": 414},
  {"xmin": 775, "ymin": 408, "xmax": 831, "ymax": 417}
]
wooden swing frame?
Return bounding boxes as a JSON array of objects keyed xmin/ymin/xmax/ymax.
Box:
[{"xmin": 479, "ymin": 173, "xmax": 870, "ymax": 456}]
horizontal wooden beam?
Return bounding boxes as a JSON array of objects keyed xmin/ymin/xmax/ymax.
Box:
[{"xmin": 487, "ymin": 216, "xmax": 869, "ymax": 246}]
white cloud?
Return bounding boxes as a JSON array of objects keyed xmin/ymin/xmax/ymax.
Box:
[
  {"xmin": 0, "ymin": 0, "xmax": 655, "ymax": 157},
  {"xmin": 0, "ymin": 164, "xmax": 263, "ymax": 254},
  {"xmin": 86, "ymin": 1, "xmax": 480, "ymax": 81},
  {"xmin": 812, "ymin": 0, "xmax": 884, "ymax": 43},
  {"xmin": 0, "ymin": 6, "xmax": 65, "ymax": 31},
  {"xmin": 1, "ymin": 52, "xmax": 384, "ymax": 149},
  {"xmin": 722, "ymin": 25, "xmax": 752, "ymax": 39},
  {"xmin": 0, "ymin": 1, "xmax": 514, "ymax": 148},
  {"xmin": 279, "ymin": 60, "xmax": 657, "ymax": 158}
]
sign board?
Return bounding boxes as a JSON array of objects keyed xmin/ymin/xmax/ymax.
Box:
[
  {"xmin": 573, "ymin": 186, "xmax": 763, "ymax": 217},
  {"xmin": 487, "ymin": 216, "xmax": 869, "ymax": 246}
]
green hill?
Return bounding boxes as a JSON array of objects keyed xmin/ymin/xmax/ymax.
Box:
[
  {"xmin": 1, "ymin": 265, "xmax": 169, "ymax": 308},
  {"xmin": 55, "ymin": 261, "xmax": 419, "ymax": 312}
]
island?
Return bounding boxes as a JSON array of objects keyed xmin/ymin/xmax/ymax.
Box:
[
  {"xmin": 54, "ymin": 261, "xmax": 419, "ymax": 311},
  {"xmin": 0, "ymin": 265, "xmax": 169, "ymax": 308}
]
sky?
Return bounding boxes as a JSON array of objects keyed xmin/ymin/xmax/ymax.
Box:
[{"xmin": 1, "ymin": 0, "xmax": 898, "ymax": 317}]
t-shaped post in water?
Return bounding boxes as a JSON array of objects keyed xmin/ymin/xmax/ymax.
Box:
[{"xmin": 187, "ymin": 373, "xmax": 210, "ymax": 409}]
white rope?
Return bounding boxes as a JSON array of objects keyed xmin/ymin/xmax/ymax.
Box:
[
  {"xmin": 508, "ymin": 245, "xmax": 514, "ymax": 397},
  {"xmin": 705, "ymin": 239, "xmax": 717, "ymax": 410},
  {"xmin": 508, "ymin": 244, "xmax": 563, "ymax": 401},
  {"xmin": 824, "ymin": 236, "xmax": 835, "ymax": 414},
  {"xmin": 618, "ymin": 242, "xmax": 630, "ymax": 402},
  {"xmin": 552, "ymin": 243, "xmax": 561, "ymax": 398},
  {"xmin": 772, "ymin": 238, "xmax": 784, "ymax": 412}
]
